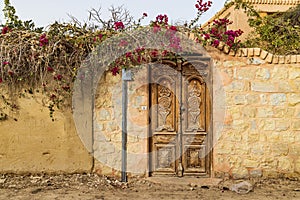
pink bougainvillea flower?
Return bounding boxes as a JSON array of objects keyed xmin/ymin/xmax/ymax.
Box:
[
  {"xmin": 162, "ymin": 50, "xmax": 169, "ymax": 56},
  {"xmin": 169, "ymin": 35, "xmax": 182, "ymax": 51},
  {"xmin": 135, "ymin": 47, "xmax": 145, "ymax": 53},
  {"xmin": 47, "ymin": 66, "xmax": 54, "ymax": 72},
  {"xmin": 125, "ymin": 52, "xmax": 132, "ymax": 58},
  {"xmin": 153, "ymin": 25, "xmax": 161, "ymax": 33},
  {"xmin": 150, "ymin": 50, "xmax": 159, "ymax": 58},
  {"xmin": 39, "ymin": 34, "xmax": 49, "ymax": 46},
  {"xmin": 8, "ymin": 70, "xmax": 14, "ymax": 76},
  {"xmin": 2, "ymin": 61, "xmax": 10, "ymax": 65},
  {"xmin": 111, "ymin": 66, "xmax": 120, "ymax": 76},
  {"xmin": 1, "ymin": 26, "xmax": 9, "ymax": 34},
  {"xmin": 62, "ymin": 85, "xmax": 70, "ymax": 91},
  {"xmin": 212, "ymin": 39, "xmax": 220, "ymax": 47},
  {"xmin": 94, "ymin": 33, "xmax": 103, "ymax": 42},
  {"xmin": 54, "ymin": 74, "xmax": 62, "ymax": 81},
  {"xmin": 156, "ymin": 14, "xmax": 168, "ymax": 25},
  {"xmin": 204, "ymin": 33, "xmax": 210, "ymax": 40},
  {"xmin": 169, "ymin": 25, "xmax": 177, "ymax": 32},
  {"xmin": 50, "ymin": 94, "xmax": 57, "ymax": 99},
  {"xmin": 195, "ymin": 0, "xmax": 212, "ymax": 12},
  {"xmin": 114, "ymin": 21, "xmax": 125, "ymax": 30},
  {"xmin": 143, "ymin": 13, "xmax": 148, "ymax": 17}
]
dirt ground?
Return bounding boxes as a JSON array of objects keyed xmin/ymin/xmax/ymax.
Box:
[{"xmin": 0, "ymin": 174, "xmax": 300, "ymax": 200}]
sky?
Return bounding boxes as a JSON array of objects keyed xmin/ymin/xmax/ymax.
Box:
[{"xmin": 0, "ymin": 0, "xmax": 228, "ymax": 28}]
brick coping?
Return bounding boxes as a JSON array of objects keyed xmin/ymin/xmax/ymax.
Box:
[{"xmin": 218, "ymin": 45, "xmax": 300, "ymax": 64}]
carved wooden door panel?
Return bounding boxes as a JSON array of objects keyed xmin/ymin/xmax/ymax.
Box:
[{"xmin": 150, "ymin": 61, "xmax": 211, "ymax": 177}]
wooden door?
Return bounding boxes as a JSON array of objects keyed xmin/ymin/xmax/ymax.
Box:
[{"xmin": 149, "ymin": 60, "xmax": 211, "ymax": 177}]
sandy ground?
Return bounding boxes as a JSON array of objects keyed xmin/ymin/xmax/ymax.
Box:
[{"xmin": 1, "ymin": 174, "xmax": 300, "ymax": 200}]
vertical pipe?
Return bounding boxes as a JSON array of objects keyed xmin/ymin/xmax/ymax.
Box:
[
  {"xmin": 177, "ymin": 61, "xmax": 183, "ymax": 177},
  {"xmin": 121, "ymin": 79, "xmax": 128, "ymax": 182}
]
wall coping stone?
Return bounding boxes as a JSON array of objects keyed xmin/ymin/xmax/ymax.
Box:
[{"xmin": 222, "ymin": 47, "xmax": 300, "ymax": 64}]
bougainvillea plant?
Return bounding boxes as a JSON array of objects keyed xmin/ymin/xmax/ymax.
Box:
[{"xmin": 0, "ymin": 0, "xmax": 243, "ymax": 121}]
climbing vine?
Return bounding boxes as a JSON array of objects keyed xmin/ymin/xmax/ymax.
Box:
[
  {"xmin": 0, "ymin": 0, "xmax": 243, "ymax": 121},
  {"xmin": 233, "ymin": 0, "xmax": 300, "ymax": 55}
]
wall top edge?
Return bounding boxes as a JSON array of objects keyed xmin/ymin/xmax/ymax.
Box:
[{"xmin": 218, "ymin": 46, "xmax": 300, "ymax": 64}]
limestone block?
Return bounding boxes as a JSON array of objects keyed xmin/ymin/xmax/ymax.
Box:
[
  {"xmin": 260, "ymin": 50, "xmax": 268, "ymax": 59},
  {"xmin": 232, "ymin": 120, "xmax": 249, "ymax": 132},
  {"xmin": 290, "ymin": 80, "xmax": 300, "ymax": 92},
  {"xmin": 297, "ymin": 55, "xmax": 300, "ymax": 63},
  {"xmin": 262, "ymin": 119, "xmax": 275, "ymax": 130},
  {"xmin": 217, "ymin": 41, "xmax": 225, "ymax": 51},
  {"xmin": 275, "ymin": 120, "xmax": 290, "ymax": 131},
  {"xmin": 289, "ymin": 142, "xmax": 300, "ymax": 156},
  {"xmin": 225, "ymin": 81, "xmax": 245, "ymax": 92},
  {"xmin": 250, "ymin": 144, "xmax": 265, "ymax": 155},
  {"xmin": 272, "ymin": 66, "xmax": 288, "ymax": 80},
  {"xmin": 249, "ymin": 169, "xmax": 263, "ymax": 178},
  {"xmin": 278, "ymin": 82, "xmax": 292, "ymax": 92},
  {"xmin": 289, "ymin": 67, "xmax": 300, "ymax": 79},
  {"xmin": 234, "ymin": 95, "xmax": 246, "ymax": 105},
  {"xmin": 279, "ymin": 56, "xmax": 285, "ymax": 64},
  {"xmin": 270, "ymin": 93, "xmax": 287, "ymax": 106},
  {"xmin": 110, "ymin": 132, "xmax": 122, "ymax": 142},
  {"xmin": 288, "ymin": 94, "xmax": 300, "ymax": 106},
  {"xmin": 272, "ymin": 55, "xmax": 279, "ymax": 64},
  {"xmin": 265, "ymin": 53, "xmax": 273, "ymax": 63},
  {"xmin": 272, "ymin": 144, "xmax": 289, "ymax": 156},
  {"xmin": 242, "ymin": 106, "xmax": 257, "ymax": 118},
  {"xmin": 236, "ymin": 67, "xmax": 256, "ymax": 80},
  {"xmin": 285, "ymin": 55, "xmax": 291, "ymax": 64},
  {"xmin": 295, "ymin": 159, "xmax": 300, "ymax": 173},
  {"xmin": 254, "ymin": 48, "xmax": 261, "ymax": 56},
  {"xmin": 106, "ymin": 121, "xmax": 119, "ymax": 132},
  {"xmin": 231, "ymin": 168, "xmax": 249, "ymax": 179},
  {"xmin": 223, "ymin": 61, "xmax": 246, "ymax": 68},
  {"xmin": 273, "ymin": 107, "xmax": 294, "ymax": 118},
  {"xmin": 292, "ymin": 120, "xmax": 300, "ymax": 130},
  {"xmin": 248, "ymin": 48, "xmax": 254, "ymax": 57},
  {"xmin": 94, "ymin": 141, "xmax": 116, "ymax": 154},
  {"xmin": 280, "ymin": 132, "xmax": 296, "ymax": 144},
  {"xmin": 277, "ymin": 157, "xmax": 293, "ymax": 172},
  {"xmin": 243, "ymin": 159, "xmax": 259, "ymax": 168},
  {"xmin": 246, "ymin": 94, "xmax": 260, "ymax": 104},
  {"xmin": 215, "ymin": 144, "xmax": 233, "ymax": 154},
  {"xmin": 94, "ymin": 161, "xmax": 114, "ymax": 176},
  {"xmin": 291, "ymin": 55, "xmax": 297, "ymax": 63},
  {"xmin": 256, "ymin": 68, "xmax": 271, "ymax": 80},
  {"xmin": 224, "ymin": 45, "xmax": 230, "ymax": 54},
  {"xmin": 241, "ymin": 48, "xmax": 248, "ymax": 57},
  {"xmin": 98, "ymin": 109, "xmax": 111, "ymax": 121},
  {"xmin": 251, "ymin": 82, "xmax": 277, "ymax": 92},
  {"xmin": 287, "ymin": 108, "xmax": 296, "ymax": 117},
  {"xmin": 249, "ymin": 120, "xmax": 258, "ymax": 132},
  {"xmin": 295, "ymin": 108, "xmax": 300, "ymax": 118},
  {"xmin": 229, "ymin": 49, "xmax": 236, "ymax": 56},
  {"xmin": 236, "ymin": 48, "xmax": 243, "ymax": 57},
  {"xmin": 260, "ymin": 94, "xmax": 268, "ymax": 105}
]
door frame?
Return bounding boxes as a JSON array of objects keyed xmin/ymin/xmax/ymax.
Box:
[{"xmin": 148, "ymin": 55, "xmax": 213, "ymax": 177}]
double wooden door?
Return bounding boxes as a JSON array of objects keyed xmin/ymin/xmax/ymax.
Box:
[{"xmin": 150, "ymin": 61, "xmax": 211, "ymax": 177}]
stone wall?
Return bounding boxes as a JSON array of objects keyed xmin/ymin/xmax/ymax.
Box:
[
  {"xmin": 94, "ymin": 66, "xmax": 149, "ymax": 176},
  {"xmin": 211, "ymin": 48, "xmax": 300, "ymax": 179},
  {"xmin": 0, "ymin": 48, "xmax": 299, "ymax": 179}
]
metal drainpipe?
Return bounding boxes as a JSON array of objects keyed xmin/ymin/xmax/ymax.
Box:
[{"xmin": 121, "ymin": 69, "xmax": 132, "ymax": 182}]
